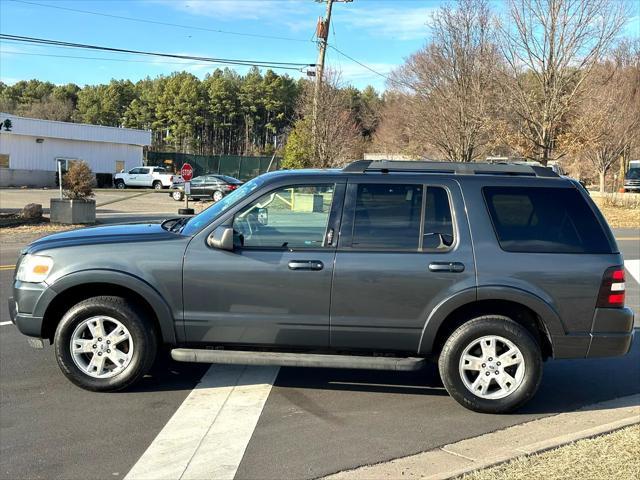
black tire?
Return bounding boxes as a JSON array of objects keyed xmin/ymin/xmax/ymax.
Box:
[
  {"xmin": 115, "ymin": 180, "xmax": 126, "ymax": 189},
  {"xmin": 438, "ymin": 315, "xmax": 542, "ymax": 414},
  {"xmin": 153, "ymin": 181, "xmax": 163, "ymax": 190},
  {"xmin": 54, "ymin": 296, "xmax": 158, "ymax": 392}
]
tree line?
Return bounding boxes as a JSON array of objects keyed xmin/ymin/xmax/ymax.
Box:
[{"xmin": 0, "ymin": 67, "xmax": 381, "ymax": 159}]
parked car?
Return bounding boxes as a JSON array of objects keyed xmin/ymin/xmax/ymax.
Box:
[
  {"xmin": 9, "ymin": 160, "xmax": 633, "ymax": 413},
  {"xmin": 114, "ymin": 166, "xmax": 177, "ymax": 190},
  {"xmin": 170, "ymin": 174, "xmax": 243, "ymax": 202},
  {"xmin": 623, "ymin": 167, "xmax": 640, "ymax": 192}
]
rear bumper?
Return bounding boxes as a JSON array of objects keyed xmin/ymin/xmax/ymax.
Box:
[
  {"xmin": 586, "ymin": 307, "xmax": 635, "ymax": 358},
  {"xmin": 551, "ymin": 307, "xmax": 635, "ymax": 359}
]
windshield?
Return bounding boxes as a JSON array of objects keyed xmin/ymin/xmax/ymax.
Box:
[
  {"xmin": 181, "ymin": 176, "xmax": 265, "ymax": 235},
  {"xmin": 626, "ymin": 168, "xmax": 640, "ymax": 179}
]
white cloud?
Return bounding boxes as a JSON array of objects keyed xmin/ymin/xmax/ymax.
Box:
[{"xmin": 336, "ymin": 6, "xmax": 434, "ymax": 41}]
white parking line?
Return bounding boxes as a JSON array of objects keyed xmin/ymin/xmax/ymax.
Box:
[
  {"xmin": 0, "ymin": 321, "xmax": 12, "ymax": 326},
  {"xmin": 625, "ymin": 259, "xmax": 640, "ymax": 285},
  {"xmin": 125, "ymin": 364, "xmax": 279, "ymax": 480}
]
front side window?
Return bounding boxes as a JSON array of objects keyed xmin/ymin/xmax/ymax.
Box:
[
  {"xmin": 233, "ymin": 184, "xmax": 334, "ymax": 248},
  {"xmin": 483, "ymin": 186, "xmax": 612, "ymax": 253}
]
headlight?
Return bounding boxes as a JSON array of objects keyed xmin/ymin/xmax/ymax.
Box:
[{"xmin": 16, "ymin": 255, "xmax": 54, "ymax": 283}]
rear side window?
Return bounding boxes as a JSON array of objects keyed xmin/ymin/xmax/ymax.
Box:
[
  {"xmin": 351, "ymin": 184, "xmax": 454, "ymax": 250},
  {"xmin": 483, "ymin": 187, "xmax": 612, "ymax": 253}
]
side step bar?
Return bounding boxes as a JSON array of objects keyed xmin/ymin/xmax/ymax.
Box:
[{"xmin": 171, "ymin": 348, "xmax": 425, "ymax": 371}]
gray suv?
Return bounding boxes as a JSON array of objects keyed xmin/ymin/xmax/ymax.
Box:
[{"xmin": 9, "ymin": 160, "xmax": 634, "ymax": 413}]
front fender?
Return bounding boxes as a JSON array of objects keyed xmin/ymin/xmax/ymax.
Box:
[
  {"xmin": 417, "ymin": 285, "xmax": 565, "ymax": 355},
  {"xmin": 35, "ymin": 269, "xmax": 178, "ymax": 344}
]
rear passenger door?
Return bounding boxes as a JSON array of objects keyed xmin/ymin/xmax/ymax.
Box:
[{"xmin": 330, "ymin": 178, "xmax": 476, "ymax": 352}]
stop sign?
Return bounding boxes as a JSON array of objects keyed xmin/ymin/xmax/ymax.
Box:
[{"xmin": 180, "ymin": 163, "xmax": 193, "ymax": 182}]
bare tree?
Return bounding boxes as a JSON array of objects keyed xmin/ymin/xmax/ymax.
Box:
[
  {"xmin": 284, "ymin": 72, "xmax": 362, "ymax": 169},
  {"xmin": 500, "ymin": 0, "xmax": 628, "ymax": 165},
  {"xmin": 390, "ymin": 0, "xmax": 500, "ymax": 162},
  {"xmin": 565, "ymin": 40, "xmax": 640, "ymax": 192}
]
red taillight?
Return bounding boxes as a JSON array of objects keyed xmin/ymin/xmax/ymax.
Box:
[
  {"xmin": 597, "ymin": 267, "xmax": 625, "ymax": 308},
  {"xmin": 170, "ymin": 175, "xmax": 174, "ymax": 182},
  {"xmin": 228, "ymin": 185, "xmax": 238, "ymax": 190}
]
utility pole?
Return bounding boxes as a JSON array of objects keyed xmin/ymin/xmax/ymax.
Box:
[{"xmin": 312, "ymin": 0, "xmax": 351, "ymax": 153}]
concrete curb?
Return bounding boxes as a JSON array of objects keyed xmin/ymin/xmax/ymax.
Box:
[{"xmin": 323, "ymin": 394, "xmax": 640, "ymax": 480}]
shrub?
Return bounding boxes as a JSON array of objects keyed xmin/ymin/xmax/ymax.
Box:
[{"xmin": 63, "ymin": 161, "xmax": 95, "ymax": 200}]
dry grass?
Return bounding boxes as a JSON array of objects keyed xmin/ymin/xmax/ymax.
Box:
[
  {"xmin": 593, "ymin": 198, "xmax": 640, "ymax": 229},
  {"xmin": 0, "ymin": 222, "xmax": 81, "ymax": 237},
  {"xmin": 461, "ymin": 424, "xmax": 640, "ymax": 480}
]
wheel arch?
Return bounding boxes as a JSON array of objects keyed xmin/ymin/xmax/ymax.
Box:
[
  {"xmin": 419, "ymin": 287, "xmax": 562, "ymax": 359},
  {"xmin": 37, "ymin": 270, "xmax": 177, "ymax": 345}
]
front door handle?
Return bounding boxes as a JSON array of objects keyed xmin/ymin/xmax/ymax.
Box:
[
  {"xmin": 288, "ymin": 260, "xmax": 324, "ymax": 271},
  {"xmin": 429, "ymin": 262, "xmax": 465, "ymax": 273}
]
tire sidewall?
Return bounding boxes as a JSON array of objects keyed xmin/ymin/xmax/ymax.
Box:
[
  {"xmin": 153, "ymin": 181, "xmax": 162, "ymax": 190},
  {"xmin": 54, "ymin": 298, "xmax": 156, "ymax": 391},
  {"xmin": 115, "ymin": 181, "xmax": 125, "ymax": 189},
  {"xmin": 439, "ymin": 317, "xmax": 542, "ymax": 414}
]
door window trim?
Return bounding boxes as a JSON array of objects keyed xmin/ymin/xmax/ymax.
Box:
[{"xmin": 339, "ymin": 181, "xmax": 457, "ymax": 253}]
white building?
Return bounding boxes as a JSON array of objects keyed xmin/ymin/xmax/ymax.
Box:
[{"xmin": 0, "ymin": 113, "xmax": 151, "ymax": 187}]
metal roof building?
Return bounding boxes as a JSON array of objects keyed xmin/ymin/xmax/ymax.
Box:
[{"xmin": 0, "ymin": 113, "xmax": 151, "ymax": 187}]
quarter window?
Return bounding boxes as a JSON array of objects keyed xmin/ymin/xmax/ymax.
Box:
[
  {"xmin": 233, "ymin": 185, "xmax": 334, "ymax": 249},
  {"xmin": 483, "ymin": 186, "xmax": 612, "ymax": 253}
]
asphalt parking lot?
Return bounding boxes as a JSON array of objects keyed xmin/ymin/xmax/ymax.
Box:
[
  {"xmin": 0, "ymin": 223, "xmax": 638, "ymax": 480},
  {"xmin": 0, "ymin": 188, "xmax": 186, "ymax": 224}
]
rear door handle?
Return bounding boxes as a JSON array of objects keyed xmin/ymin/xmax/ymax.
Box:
[
  {"xmin": 429, "ymin": 262, "xmax": 465, "ymax": 273},
  {"xmin": 288, "ymin": 260, "xmax": 324, "ymax": 271}
]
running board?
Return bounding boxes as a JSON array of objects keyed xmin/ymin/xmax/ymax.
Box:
[{"xmin": 171, "ymin": 349, "xmax": 425, "ymax": 371}]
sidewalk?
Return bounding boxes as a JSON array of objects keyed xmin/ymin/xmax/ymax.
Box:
[{"xmin": 324, "ymin": 394, "xmax": 640, "ymax": 480}]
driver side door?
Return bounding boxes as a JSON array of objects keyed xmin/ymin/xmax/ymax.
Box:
[{"xmin": 182, "ymin": 181, "xmax": 345, "ymax": 348}]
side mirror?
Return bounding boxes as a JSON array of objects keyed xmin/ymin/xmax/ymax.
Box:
[{"xmin": 207, "ymin": 226, "xmax": 234, "ymax": 251}]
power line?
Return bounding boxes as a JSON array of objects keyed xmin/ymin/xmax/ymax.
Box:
[
  {"xmin": 8, "ymin": 0, "xmax": 312, "ymax": 44},
  {"xmin": 0, "ymin": 50, "xmax": 248, "ymax": 68},
  {"xmin": 327, "ymin": 43, "xmax": 416, "ymax": 91},
  {"xmin": 0, "ymin": 34, "xmax": 315, "ymax": 71}
]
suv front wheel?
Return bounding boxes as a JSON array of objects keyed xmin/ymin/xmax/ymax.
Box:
[
  {"xmin": 54, "ymin": 296, "xmax": 157, "ymax": 392},
  {"xmin": 439, "ymin": 315, "xmax": 542, "ymax": 414}
]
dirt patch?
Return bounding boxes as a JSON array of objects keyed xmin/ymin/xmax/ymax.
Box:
[{"xmin": 461, "ymin": 423, "xmax": 640, "ymax": 480}]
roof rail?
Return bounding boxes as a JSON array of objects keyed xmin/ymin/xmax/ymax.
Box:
[{"xmin": 342, "ymin": 160, "xmax": 558, "ymax": 178}]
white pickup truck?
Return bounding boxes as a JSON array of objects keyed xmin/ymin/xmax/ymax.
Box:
[{"xmin": 114, "ymin": 166, "xmax": 179, "ymax": 190}]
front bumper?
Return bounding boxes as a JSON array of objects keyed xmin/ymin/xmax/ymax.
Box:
[
  {"xmin": 587, "ymin": 307, "xmax": 635, "ymax": 358},
  {"xmin": 9, "ymin": 279, "xmax": 50, "ymax": 339}
]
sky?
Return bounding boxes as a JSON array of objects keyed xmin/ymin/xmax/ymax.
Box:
[{"xmin": 1, "ymin": 0, "xmax": 639, "ymax": 92}]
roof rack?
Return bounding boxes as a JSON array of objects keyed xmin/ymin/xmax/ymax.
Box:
[{"xmin": 343, "ymin": 160, "xmax": 558, "ymax": 178}]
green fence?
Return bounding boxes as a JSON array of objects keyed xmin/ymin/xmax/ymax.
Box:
[{"xmin": 146, "ymin": 152, "xmax": 281, "ymax": 181}]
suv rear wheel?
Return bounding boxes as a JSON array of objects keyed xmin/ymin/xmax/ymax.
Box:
[
  {"xmin": 54, "ymin": 296, "xmax": 157, "ymax": 392},
  {"xmin": 438, "ymin": 315, "xmax": 542, "ymax": 413}
]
